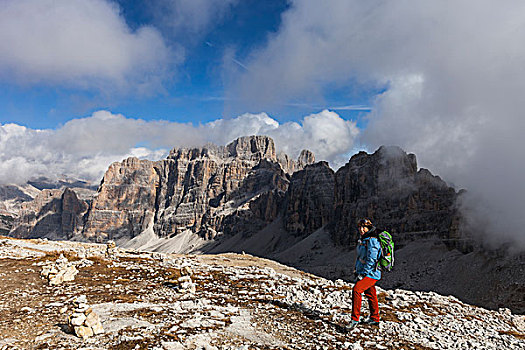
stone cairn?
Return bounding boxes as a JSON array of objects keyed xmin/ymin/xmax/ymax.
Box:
[
  {"xmin": 40, "ymin": 254, "xmax": 79, "ymax": 285},
  {"xmin": 169, "ymin": 265, "xmax": 196, "ymax": 294},
  {"xmin": 68, "ymin": 295, "xmax": 104, "ymax": 339},
  {"xmin": 105, "ymin": 240, "xmax": 117, "ymax": 259}
]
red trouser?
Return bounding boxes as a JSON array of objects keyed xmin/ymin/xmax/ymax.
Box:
[{"xmin": 352, "ymin": 276, "xmax": 380, "ymax": 322}]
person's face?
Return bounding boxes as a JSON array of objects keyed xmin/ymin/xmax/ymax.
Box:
[{"xmin": 358, "ymin": 225, "xmax": 369, "ymax": 235}]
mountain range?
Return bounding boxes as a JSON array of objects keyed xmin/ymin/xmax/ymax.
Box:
[{"xmin": 2, "ymin": 135, "xmax": 523, "ymax": 313}]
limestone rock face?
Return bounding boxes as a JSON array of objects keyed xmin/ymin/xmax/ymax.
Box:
[
  {"xmin": 284, "ymin": 161, "xmax": 335, "ymax": 237},
  {"xmin": 82, "ymin": 136, "xmax": 311, "ymax": 242},
  {"xmin": 7, "ymin": 137, "xmax": 460, "ymax": 257},
  {"xmin": 330, "ymin": 146, "xmax": 459, "ymax": 247},
  {"xmin": 1, "ymin": 181, "xmax": 94, "ymax": 236},
  {"xmin": 10, "ymin": 188, "xmax": 88, "ymax": 239},
  {"xmin": 277, "ymin": 149, "xmax": 315, "ymax": 174},
  {"xmin": 0, "ymin": 184, "xmax": 40, "ymax": 215},
  {"xmin": 152, "ymin": 137, "xmax": 291, "ymax": 239},
  {"xmin": 82, "ymin": 157, "xmax": 159, "ymax": 241},
  {"xmin": 0, "ymin": 211, "xmax": 16, "ymax": 235},
  {"xmin": 226, "ymin": 135, "xmax": 276, "ymax": 161}
]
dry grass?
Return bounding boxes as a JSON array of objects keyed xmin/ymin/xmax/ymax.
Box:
[
  {"xmin": 36, "ymin": 250, "xmax": 80, "ymax": 263},
  {"xmin": 0, "ymin": 258, "xmax": 61, "ymax": 343},
  {"xmin": 380, "ymin": 309, "xmax": 403, "ymax": 323},
  {"xmin": 320, "ymin": 284, "xmax": 354, "ymax": 292},
  {"xmin": 88, "ymin": 255, "xmax": 107, "ymax": 264},
  {"xmin": 108, "ymin": 337, "xmax": 155, "ymax": 350},
  {"xmin": 0, "ymin": 252, "xmax": 181, "ymax": 345},
  {"xmin": 499, "ymin": 330, "xmax": 525, "ymax": 340},
  {"xmin": 463, "ymin": 314, "xmax": 484, "ymax": 322},
  {"xmin": 396, "ymin": 301, "xmax": 447, "ymax": 317},
  {"xmin": 0, "ymin": 235, "xmax": 18, "ymax": 240}
]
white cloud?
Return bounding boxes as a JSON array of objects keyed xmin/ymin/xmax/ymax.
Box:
[
  {"xmin": 228, "ymin": 0, "xmax": 525, "ymax": 248},
  {"xmin": 204, "ymin": 110, "xmax": 359, "ymax": 167},
  {"xmin": 0, "ymin": 0, "xmax": 175, "ymax": 93},
  {"xmin": 0, "ymin": 109, "xmax": 359, "ymax": 185}
]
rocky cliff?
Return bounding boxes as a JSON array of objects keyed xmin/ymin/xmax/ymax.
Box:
[
  {"xmin": 284, "ymin": 161, "xmax": 335, "ymax": 237},
  {"xmin": 0, "ymin": 180, "xmax": 96, "ymax": 236},
  {"xmin": 10, "ymin": 187, "xmax": 89, "ymax": 240},
  {"xmin": 331, "ymin": 146, "xmax": 460, "ymax": 247},
  {"xmin": 81, "ymin": 136, "xmax": 312, "ymax": 243},
  {"xmin": 8, "ymin": 137, "xmax": 460, "ymax": 248},
  {"xmin": 82, "ymin": 157, "xmax": 159, "ymax": 241},
  {"xmin": 0, "ymin": 184, "xmax": 40, "ymax": 234}
]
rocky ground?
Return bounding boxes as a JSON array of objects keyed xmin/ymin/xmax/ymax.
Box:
[{"xmin": 0, "ymin": 237, "xmax": 524, "ymax": 350}]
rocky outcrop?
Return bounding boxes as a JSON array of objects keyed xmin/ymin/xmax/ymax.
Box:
[
  {"xmin": 10, "ymin": 188, "xmax": 89, "ymax": 239},
  {"xmin": 82, "ymin": 157, "xmax": 159, "ymax": 241},
  {"xmin": 0, "ymin": 184, "xmax": 37, "ymax": 211},
  {"xmin": 1, "ymin": 181, "xmax": 97, "ymax": 236},
  {"xmin": 0, "ymin": 184, "xmax": 40, "ymax": 234},
  {"xmin": 84, "ymin": 136, "xmax": 314, "ymax": 242},
  {"xmin": 154, "ymin": 136, "xmax": 290, "ymax": 239},
  {"xmin": 280, "ymin": 145, "xmax": 459, "ymax": 246},
  {"xmin": 8, "ymin": 138, "xmax": 460, "ymax": 252},
  {"xmin": 330, "ymin": 146, "xmax": 459, "ymax": 247},
  {"xmin": 0, "ymin": 211, "xmax": 16, "ymax": 235},
  {"xmin": 277, "ymin": 149, "xmax": 315, "ymax": 174},
  {"xmin": 284, "ymin": 161, "xmax": 335, "ymax": 237}
]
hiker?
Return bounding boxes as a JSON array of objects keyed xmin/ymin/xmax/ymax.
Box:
[{"xmin": 349, "ymin": 218, "xmax": 381, "ymax": 328}]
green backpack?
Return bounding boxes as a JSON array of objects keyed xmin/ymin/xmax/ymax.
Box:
[{"xmin": 376, "ymin": 231, "xmax": 395, "ymax": 272}]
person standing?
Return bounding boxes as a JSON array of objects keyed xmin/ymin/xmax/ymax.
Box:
[{"xmin": 349, "ymin": 218, "xmax": 381, "ymax": 328}]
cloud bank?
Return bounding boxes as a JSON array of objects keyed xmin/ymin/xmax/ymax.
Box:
[
  {"xmin": 227, "ymin": 0, "xmax": 525, "ymax": 248},
  {"xmin": 0, "ymin": 110, "xmax": 358, "ymax": 185},
  {"xmin": 0, "ymin": 0, "xmax": 174, "ymax": 94}
]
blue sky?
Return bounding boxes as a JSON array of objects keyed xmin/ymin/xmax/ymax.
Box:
[{"xmin": 0, "ymin": 0, "xmax": 374, "ymax": 129}]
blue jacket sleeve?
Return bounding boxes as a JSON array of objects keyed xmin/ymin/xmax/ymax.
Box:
[{"xmin": 362, "ymin": 238, "xmax": 381, "ymax": 275}]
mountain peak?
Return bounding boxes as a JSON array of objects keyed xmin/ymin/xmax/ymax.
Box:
[{"xmin": 226, "ymin": 135, "xmax": 276, "ymax": 161}]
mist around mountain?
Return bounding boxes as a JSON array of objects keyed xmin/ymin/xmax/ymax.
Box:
[{"xmin": 2, "ymin": 136, "xmax": 524, "ymax": 314}]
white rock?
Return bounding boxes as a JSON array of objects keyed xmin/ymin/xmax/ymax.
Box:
[
  {"xmin": 76, "ymin": 303, "xmax": 89, "ymax": 312},
  {"xmin": 74, "ymin": 325, "xmax": 93, "ymax": 339},
  {"xmin": 91, "ymin": 321, "xmax": 104, "ymax": 335},
  {"xmin": 70, "ymin": 313, "xmax": 86, "ymax": 326},
  {"xmin": 84, "ymin": 312, "xmax": 100, "ymax": 328},
  {"xmin": 45, "ymin": 302, "xmax": 64, "ymax": 308},
  {"xmin": 161, "ymin": 341, "xmax": 185, "ymax": 350},
  {"xmin": 74, "ymin": 295, "xmax": 88, "ymax": 304},
  {"xmin": 513, "ymin": 315, "xmax": 525, "ymax": 332}
]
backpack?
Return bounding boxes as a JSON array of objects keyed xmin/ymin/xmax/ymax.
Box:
[{"xmin": 376, "ymin": 231, "xmax": 395, "ymax": 272}]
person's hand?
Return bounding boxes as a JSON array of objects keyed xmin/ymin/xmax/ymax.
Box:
[{"xmin": 356, "ymin": 274, "xmax": 364, "ymax": 281}]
